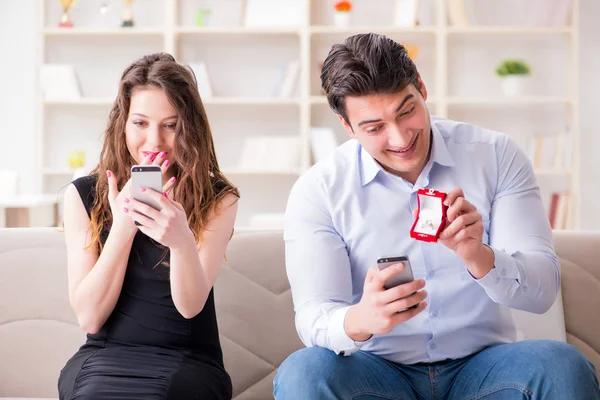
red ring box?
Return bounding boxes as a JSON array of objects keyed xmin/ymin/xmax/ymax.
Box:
[{"xmin": 410, "ymin": 188, "xmax": 448, "ymax": 243}]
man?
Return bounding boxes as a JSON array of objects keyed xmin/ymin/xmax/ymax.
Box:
[{"xmin": 274, "ymin": 33, "xmax": 599, "ymax": 399}]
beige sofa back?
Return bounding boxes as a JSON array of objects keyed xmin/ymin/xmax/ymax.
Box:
[{"xmin": 0, "ymin": 228, "xmax": 598, "ymax": 399}]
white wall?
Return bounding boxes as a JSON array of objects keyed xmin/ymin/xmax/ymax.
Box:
[
  {"xmin": 578, "ymin": 0, "xmax": 600, "ymax": 230},
  {"xmin": 0, "ymin": 0, "xmax": 598, "ymax": 229},
  {"xmin": 0, "ymin": 0, "xmax": 37, "ymax": 195}
]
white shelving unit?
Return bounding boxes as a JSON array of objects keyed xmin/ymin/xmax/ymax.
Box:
[{"xmin": 36, "ymin": 0, "xmax": 580, "ymax": 229}]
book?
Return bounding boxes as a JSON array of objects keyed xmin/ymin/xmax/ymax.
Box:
[
  {"xmin": 310, "ymin": 127, "xmax": 338, "ymax": 164},
  {"xmin": 187, "ymin": 62, "xmax": 213, "ymax": 99},
  {"xmin": 243, "ymin": 0, "xmax": 306, "ymax": 27},
  {"xmin": 276, "ymin": 61, "xmax": 300, "ymax": 98},
  {"xmin": 40, "ymin": 64, "xmax": 82, "ymax": 100},
  {"xmin": 528, "ymin": 132, "xmax": 571, "ymax": 171},
  {"xmin": 549, "ymin": 192, "xmax": 570, "ymax": 229},
  {"xmin": 447, "ymin": 0, "xmax": 469, "ymax": 27},
  {"xmin": 238, "ymin": 136, "xmax": 300, "ymax": 170}
]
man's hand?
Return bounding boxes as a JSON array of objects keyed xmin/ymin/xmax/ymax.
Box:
[
  {"xmin": 421, "ymin": 188, "xmax": 495, "ymax": 279},
  {"xmin": 344, "ymin": 263, "xmax": 427, "ymax": 342}
]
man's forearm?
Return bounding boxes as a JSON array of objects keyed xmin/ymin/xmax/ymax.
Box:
[{"xmin": 464, "ymin": 244, "xmax": 495, "ymax": 279}]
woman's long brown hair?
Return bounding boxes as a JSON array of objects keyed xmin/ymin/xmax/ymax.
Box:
[{"xmin": 88, "ymin": 52, "xmax": 239, "ymax": 252}]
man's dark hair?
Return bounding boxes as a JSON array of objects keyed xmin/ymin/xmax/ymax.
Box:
[{"xmin": 320, "ymin": 33, "xmax": 420, "ymax": 125}]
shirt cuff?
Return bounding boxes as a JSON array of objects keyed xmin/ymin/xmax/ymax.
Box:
[
  {"xmin": 327, "ymin": 305, "xmax": 369, "ymax": 356},
  {"xmin": 474, "ymin": 246, "xmax": 521, "ymax": 289}
]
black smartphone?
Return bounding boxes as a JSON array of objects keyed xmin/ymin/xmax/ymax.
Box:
[{"xmin": 376, "ymin": 255, "xmax": 418, "ymax": 309}]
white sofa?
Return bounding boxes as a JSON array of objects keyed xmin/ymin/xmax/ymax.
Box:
[{"xmin": 0, "ymin": 228, "xmax": 598, "ymax": 399}]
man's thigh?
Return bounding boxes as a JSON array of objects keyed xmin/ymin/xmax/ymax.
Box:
[
  {"xmin": 448, "ymin": 340, "xmax": 600, "ymax": 400},
  {"xmin": 274, "ymin": 347, "xmax": 419, "ymax": 400}
]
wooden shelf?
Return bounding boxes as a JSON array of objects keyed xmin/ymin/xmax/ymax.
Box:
[
  {"xmin": 43, "ymin": 98, "xmax": 113, "ymax": 106},
  {"xmin": 310, "ymin": 96, "xmax": 438, "ymax": 105},
  {"xmin": 35, "ymin": 0, "xmax": 582, "ymax": 229},
  {"xmin": 43, "ymin": 28, "xmax": 164, "ymax": 36},
  {"xmin": 447, "ymin": 97, "xmax": 571, "ymax": 106},
  {"xmin": 43, "ymin": 168, "xmax": 73, "ymax": 176},
  {"xmin": 222, "ymin": 168, "xmax": 301, "ymax": 176},
  {"xmin": 309, "ymin": 26, "xmax": 437, "ymax": 35},
  {"xmin": 447, "ymin": 26, "xmax": 572, "ymax": 35},
  {"xmin": 43, "ymin": 97, "xmax": 300, "ymax": 106},
  {"xmin": 535, "ymin": 168, "xmax": 572, "ymax": 176},
  {"xmin": 175, "ymin": 27, "xmax": 301, "ymax": 35},
  {"xmin": 204, "ymin": 97, "xmax": 300, "ymax": 106}
]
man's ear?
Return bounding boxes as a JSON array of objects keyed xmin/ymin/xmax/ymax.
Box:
[
  {"xmin": 417, "ymin": 73, "xmax": 428, "ymax": 102},
  {"xmin": 338, "ymin": 114, "xmax": 355, "ymax": 139}
]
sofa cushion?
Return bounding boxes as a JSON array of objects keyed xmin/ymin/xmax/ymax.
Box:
[
  {"xmin": 215, "ymin": 230, "xmax": 304, "ymax": 399},
  {"xmin": 0, "ymin": 228, "xmax": 83, "ymax": 399},
  {"xmin": 553, "ymin": 230, "xmax": 600, "ymax": 374}
]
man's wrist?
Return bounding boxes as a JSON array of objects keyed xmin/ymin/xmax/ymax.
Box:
[
  {"xmin": 465, "ymin": 244, "xmax": 495, "ymax": 279},
  {"xmin": 344, "ymin": 304, "xmax": 372, "ymax": 342}
]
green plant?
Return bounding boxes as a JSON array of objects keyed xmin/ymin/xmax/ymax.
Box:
[{"xmin": 495, "ymin": 60, "xmax": 531, "ymax": 77}]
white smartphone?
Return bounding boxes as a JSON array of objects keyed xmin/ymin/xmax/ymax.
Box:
[
  {"xmin": 131, "ymin": 165, "xmax": 163, "ymax": 226},
  {"xmin": 376, "ymin": 255, "xmax": 418, "ymax": 309}
]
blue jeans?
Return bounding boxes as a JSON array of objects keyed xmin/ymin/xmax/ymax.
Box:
[{"xmin": 274, "ymin": 340, "xmax": 600, "ymax": 400}]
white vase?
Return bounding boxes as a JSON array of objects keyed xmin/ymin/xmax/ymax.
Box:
[
  {"xmin": 501, "ymin": 75, "xmax": 531, "ymax": 97},
  {"xmin": 333, "ymin": 12, "xmax": 351, "ymax": 27},
  {"xmin": 72, "ymin": 167, "xmax": 87, "ymax": 181}
]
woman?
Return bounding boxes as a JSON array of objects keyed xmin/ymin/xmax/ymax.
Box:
[{"xmin": 58, "ymin": 52, "xmax": 239, "ymax": 400}]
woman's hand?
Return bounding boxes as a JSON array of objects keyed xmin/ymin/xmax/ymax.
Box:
[
  {"xmin": 107, "ymin": 152, "xmax": 172, "ymax": 236},
  {"xmin": 127, "ymin": 181, "xmax": 193, "ymax": 249}
]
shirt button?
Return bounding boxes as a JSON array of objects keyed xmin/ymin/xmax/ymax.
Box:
[
  {"xmin": 501, "ymin": 269, "xmax": 507, "ymax": 276},
  {"xmin": 427, "ymin": 270, "xmax": 435, "ymax": 279},
  {"xmin": 522, "ymin": 286, "xmax": 528, "ymax": 292},
  {"xmin": 495, "ymin": 277, "xmax": 500, "ymax": 284},
  {"xmin": 430, "ymin": 343, "xmax": 437, "ymax": 350},
  {"xmin": 431, "ymin": 310, "xmax": 438, "ymax": 318}
]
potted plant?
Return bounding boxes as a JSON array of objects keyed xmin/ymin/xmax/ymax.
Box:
[
  {"xmin": 495, "ymin": 59, "xmax": 532, "ymax": 97},
  {"xmin": 68, "ymin": 150, "xmax": 86, "ymax": 180},
  {"xmin": 333, "ymin": 1, "xmax": 352, "ymax": 27},
  {"xmin": 196, "ymin": 8, "xmax": 212, "ymax": 27}
]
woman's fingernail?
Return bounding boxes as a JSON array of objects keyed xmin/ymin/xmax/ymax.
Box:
[
  {"xmin": 123, "ymin": 207, "xmax": 129, "ymax": 213},
  {"xmin": 160, "ymin": 151, "xmax": 166, "ymax": 158},
  {"xmin": 170, "ymin": 176, "xmax": 176, "ymax": 183},
  {"xmin": 163, "ymin": 191, "xmax": 168, "ymax": 198},
  {"xmin": 150, "ymin": 154, "xmax": 157, "ymax": 161},
  {"xmin": 140, "ymin": 187, "xmax": 146, "ymax": 192},
  {"xmin": 164, "ymin": 160, "xmax": 170, "ymax": 168},
  {"xmin": 106, "ymin": 170, "xmax": 112, "ymax": 178},
  {"xmin": 124, "ymin": 198, "xmax": 130, "ymax": 204}
]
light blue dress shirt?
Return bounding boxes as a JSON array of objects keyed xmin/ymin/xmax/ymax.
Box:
[{"xmin": 284, "ymin": 116, "xmax": 560, "ymax": 365}]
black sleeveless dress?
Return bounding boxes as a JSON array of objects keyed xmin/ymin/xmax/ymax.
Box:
[{"xmin": 58, "ymin": 175, "xmax": 232, "ymax": 400}]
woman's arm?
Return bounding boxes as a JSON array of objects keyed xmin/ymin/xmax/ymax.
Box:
[
  {"xmin": 169, "ymin": 194, "xmax": 238, "ymax": 318},
  {"xmin": 129, "ymin": 190, "xmax": 238, "ymax": 319},
  {"xmin": 64, "ymin": 183, "xmax": 137, "ymax": 334}
]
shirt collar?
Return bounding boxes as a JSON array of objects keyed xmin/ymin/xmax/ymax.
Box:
[
  {"xmin": 430, "ymin": 122, "xmax": 455, "ymax": 168},
  {"xmin": 359, "ymin": 123, "xmax": 455, "ymax": 186}
]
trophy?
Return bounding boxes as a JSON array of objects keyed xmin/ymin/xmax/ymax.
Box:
[
  {"xmin": 121, "ymin": 0, "xmax": 135, "ymax": 27},
  {"xmin": 58, "ymin": 0, "xmax": 76, "ymax": 28}
]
